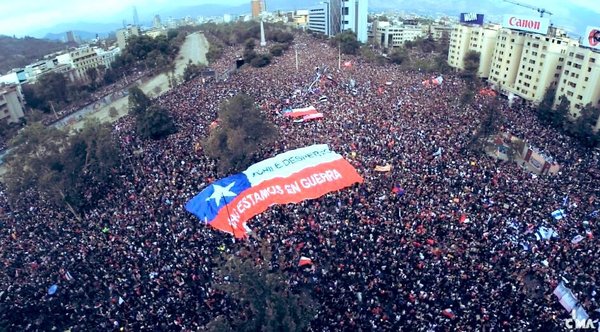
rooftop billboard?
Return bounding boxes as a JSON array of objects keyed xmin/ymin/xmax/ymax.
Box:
[
  {"xmin": 460, "ymin": 13, "xmax": 484, "ymax": 25},
  {"xmin": 582, "ymin": 26, "xmax": 600, "ymax": 50},
  {"xmin": 502, "ymin": 15, "xmax": 549, "ymax": 34}
]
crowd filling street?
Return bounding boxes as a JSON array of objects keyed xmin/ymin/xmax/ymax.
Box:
[{"xmin": 0, "ymin": 33, "xmax": 599, "ymax": 331}]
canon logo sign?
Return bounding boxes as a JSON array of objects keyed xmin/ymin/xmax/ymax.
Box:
[
  {"xmin": 508, "ymin": 17, "xmax": 540, "ymax": 30},
  {"xmin": 502, "ymin": 15, "xmax": 549, "ymax": 34}
]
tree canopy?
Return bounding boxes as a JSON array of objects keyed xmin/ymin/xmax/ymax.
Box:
[
  {"xmin": 136, "ymin": 105, "xmax": 177, "ymax": 140},
  {"xmin": 331, "ymin": 31, "xmax": 361, "ymax": 55},
  {"xmin": 4, "ymin": 120, "xmax": 121, "ymax": 215},
  {"xmin": 204, "ymin": 94, "xmax": 278, "ymax": 173},
  {"xmin": 206, "ymin": 246, "xmax": 317, "ymax": 331}
]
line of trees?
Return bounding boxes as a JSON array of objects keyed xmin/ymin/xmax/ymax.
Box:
[
  {"xmin": 23, "ymin": 28, "xmax": 189, "ymax": 115},
  {"xmin": 537, "ymin": 87, "xmax": 600, "ymax": 147},
  {"xmin": 4, "ymin": 120, "xmax": 122, "ymax": 216},
  {"xmin": 201, "ymin": 21, "xmax": 294, "ymax": 65}
]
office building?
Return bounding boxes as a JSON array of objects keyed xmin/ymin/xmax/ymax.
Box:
[
  {"xmin": 0, "ymin": 84, "xmax": 25, "ymax": 124},
  {"xmin": 116, "ymin": 25, "xmax": 140, "ymax": 50},
  {"xmin": 341, "ymin": 0, "xmax": 368, "ymax": 43},
  {"xmin": 308, "ymin": 0, "xmax": 367, "ymax": 42},
  {"xmin": 153, "ymin": 15, "xmax": 162, "ymax": 29},
  {"xmin": 374, "ymin": 21, "xmax": 425, "ymax": 49},
  {"xmin": 308, "ymin": 5, "xmax": 331, "ymax": 36}
]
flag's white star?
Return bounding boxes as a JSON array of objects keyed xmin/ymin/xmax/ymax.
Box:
[{"xmin": 206, "ymin": 182, "xmax": 237, "ymax": 206}]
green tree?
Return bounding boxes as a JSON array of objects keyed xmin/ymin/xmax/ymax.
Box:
[
  {"xmin": 204, "ymin": 94, "xmax": 278, "ymax": 173},
  {"xmin": 86, "ymin": 67, "xmax": 98, "ymax": 86},
  {"xmin": 208, "ymin": 246, "xmax": 317, "ymax": 332},
  {"xmin": 569, "ymin": 104, "xmax": 600, "ymax": 147},
  {"xmin": 553, "ymin": 95, "xmax": 570, "ymax": 129},
  {"xmin": 250, "ymin": 54, "xmax": 272, "ymax": 68},
  {"xmin": 332, "ymin": 31, "xmax": 361, "ymax": 55},
  {"xmin": 4, "ymin": 120, "xmax": 121, "ymax": 215},
  {"xmin": 389, "ymin": 47, "xmax": 409, "ymax": 65},
  {"xmin": 109, "ymin": 106, "xmax": 119, "ymax": 118},
  {"xmin": 269, "ymin": 45, "xmax": 284, "ymax": 57},
  {"xmin": 183, "ymin": 61, "xmax": 207, "ymax": 82},
  {"xmin": 136, "ymin": 105, "xmax": 177, "ymax": 140},
  {"xmin": 128, "ymin": 86, "xmax": 151, "ymax": 116},
  {"xmin": 461, "ymin": 50, "xmax": 480, "ymax": 84},
  {"xmin": 537, "ymin": 87, "xmax": 557, "ymax": 124}
]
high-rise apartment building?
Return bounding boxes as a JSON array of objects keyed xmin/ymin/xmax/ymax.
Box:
[
  {"xmin": 251, "ymin": 0, "xmax": 265, "ymax": 18},
  {"xmin": 554, "ymin": 45, "xmax": 600, "ymax": 123},
  {"xmin": 448, "ymin": 24, "xmax": 499, "ymax": 78}
]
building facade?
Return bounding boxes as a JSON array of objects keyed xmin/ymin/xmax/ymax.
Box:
[
  {"xmin": 0, "ymin": 84, "xmax": 25, "ymax": 124},
  {"xmin": 116, "ymin": 25, "xmax": 140, "ymax": 50},
  {"xmin": 374, "ymin": 22, "xmax": 425, "ymax": 49},
  {"xmin": 448, "ymin": 24, "xmax": 499, "ymax": 77},
  {"xmin": 308, "ymin": 5, "xmax": 331, "ymax": 36},
  {"xmin": 554, "ymin": 45, "xmax": 600, "ymax": 121},
  {"xmin": 341, "ymin": 0, "xmax": 368, "ymax": 43},
  {"xmin": 251, "ymin": 0, "xmax": 265, "ymax": 18},
  {"xmin": 308, "ymin": 0, "xmax": 367, "ymax": 41}
]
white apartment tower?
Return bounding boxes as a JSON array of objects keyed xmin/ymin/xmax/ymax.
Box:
[{"xmin": 554, "ymin": 45, "xmax": 600, "ymax": 122}]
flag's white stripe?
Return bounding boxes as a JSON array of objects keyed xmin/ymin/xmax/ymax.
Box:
[{"xmin": 243, "ymin": 144, "xmax": 342, "ymax": 186}]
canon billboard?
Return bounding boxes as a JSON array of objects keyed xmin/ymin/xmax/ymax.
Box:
[
  {"xmin": 502, "ymin": 15, "xmax": 550, "ymax": 34},
  {"xmin": 582, "ymin": 26, "xmax": 600, "ymax": 50},
  {"xmin": 460, "ymin": 13, "xmax": 484, "ymax": 25}
]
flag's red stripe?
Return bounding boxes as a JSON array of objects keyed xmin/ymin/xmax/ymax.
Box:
[{"xmin": 210, "ymin": 158, "xmax": 363, "ymax": 238}]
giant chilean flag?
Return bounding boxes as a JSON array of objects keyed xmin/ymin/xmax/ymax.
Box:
[{"xmin": 186, "ymin": 144, "xmax": 363, "ymax": 238}]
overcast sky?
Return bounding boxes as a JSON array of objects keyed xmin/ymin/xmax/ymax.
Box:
[{"xmin": 0, "ymin": 0, "xmax": 597, "ymax": 37}]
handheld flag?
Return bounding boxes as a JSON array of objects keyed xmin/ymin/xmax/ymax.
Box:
[
  {"xmin": 298, "ymin": 256, "xmax": 313, "ymax": 267},
  {"xmin": 551, "ymin": 209, "xmax": 566, "ymax": 220}
]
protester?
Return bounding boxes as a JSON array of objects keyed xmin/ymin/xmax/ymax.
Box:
[{"xmin": 0, "ymin": 33, "xmax": 598, "ymax": 331}]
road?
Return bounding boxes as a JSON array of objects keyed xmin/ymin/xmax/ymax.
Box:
[
  {"xmin": 0, "ymin": 32, "xmax": 209, "ymax": 175},
  {"xmin": 70, "ymin": 32, "xmax": 209, "ymax": 131}
]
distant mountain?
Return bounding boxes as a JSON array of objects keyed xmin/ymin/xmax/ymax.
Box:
[
  {"xmin": 30, "ymin": 21, "xmax": 123, "ymax": 39},
  {"xmin": 0, "ymin": 36, "xmax": 71, "ymax": 74},
  {"xmin": 43, "ymin": 30, "xmax": 111, "ymax": 42}
]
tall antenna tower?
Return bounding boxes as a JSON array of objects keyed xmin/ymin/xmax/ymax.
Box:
[{"xmin": 133, "ymin": 6, "xmax": 140, "ymax": 26}]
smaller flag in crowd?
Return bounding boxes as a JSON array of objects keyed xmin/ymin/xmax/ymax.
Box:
[
  {"xmin": 535, "ymin": 226, "xmax": 558, "ymax": 241},
  {"xmin": 319, "ymin": 95, "xmax": 328, "ymax": 103},
  {"xmin": 551, "ymin": 209, "xmax": 566, "ymax": 220},
  {"xmin": 442, "ymin": 308, "xmax": 456, "ymax": 319},
  {"xmin": 374, "ymin": 164, "xmax": 392, "ymax": 172},
  {"xmin": 459, "ymin": 214, "xmax": 470, "ymax": 224},
  {"xmin": 571, "ymin": 235, "xmax": 585, "ymax": 244},
  {"xmin": 343, "ymin": 61, "xmax": 352, "ymax": 68},
  {"xmin": 298, "ymin": 256, "xmax": 313, "ymax": 267}
]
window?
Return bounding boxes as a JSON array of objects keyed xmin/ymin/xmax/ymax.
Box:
[
  {"xmin": 575, "ymin": 54, "xmax": 584, "ymax": 60},
  {"xmin": 577, "ymin": 95, "xmax": 583, "ymax": 100},
  {"xmin": 342, "ymin": 7, "xmax": 349, "ymax": 15},
  {"xmin": 567, "ymin": 91, "xmax": 574, "ymax": 96},
  {"xmin": 591, "ymin": 58, "xmax": 596, "ymax": 63}
]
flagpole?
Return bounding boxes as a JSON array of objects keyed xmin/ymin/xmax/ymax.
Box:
[
  {"xmin": 295, "ymin": 44, "xmax": 299, "ymax": 72},
  {"xmin": 338, "ymin": 42, "xmax": 341, "ymax": 70},
  {"xmin": 222, "ymin": 193, "xmax": 236, "ymax": 243}
]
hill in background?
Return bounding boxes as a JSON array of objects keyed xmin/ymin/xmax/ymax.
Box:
[{"xmin": 0, "ymin": 35, "xmax": 72, "ymax": 74}]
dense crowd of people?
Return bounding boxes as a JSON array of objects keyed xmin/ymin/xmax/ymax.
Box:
[{"xmin": 0, "ymin": 33, "xmax": 599, "ymax": 331}]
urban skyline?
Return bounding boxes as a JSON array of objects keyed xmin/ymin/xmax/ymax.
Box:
[{"xmin": 0, "ymin": 0, "xmax": 597, "ymax": 38}]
